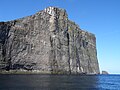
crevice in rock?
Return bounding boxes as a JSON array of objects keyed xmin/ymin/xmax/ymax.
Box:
[
  {"xmin": 76, "ymin": 47, "xmax": 81, "ymax": 73},
  {"xmin": 67, "ymin": 32, "xmax": 71, "ymax": 74},
  {"xmin": 86, "ymin": 48, "xmax": 93, "ymax": 73}
]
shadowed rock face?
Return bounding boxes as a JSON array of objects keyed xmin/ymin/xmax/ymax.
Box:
[{"xmin": 0, "ymin": 7, "xmax": 100, "ymax": 74}]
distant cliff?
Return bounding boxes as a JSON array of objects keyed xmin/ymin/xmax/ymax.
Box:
[
  {"xmin": 0, "ymin": 7, "xmax": 100, "ymax": 74},
  {"xmin": 102, "ymin": 71, "xmax": 109, "ymax": 74}
]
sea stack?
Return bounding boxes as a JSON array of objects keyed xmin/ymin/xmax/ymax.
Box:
[
  {"xmin": 0, "ymin": 7, "xmax": 100, "ymax": 74},
  {"xmin": 102, "ymin": 71, "xmax": 109, "ymax": 74}
]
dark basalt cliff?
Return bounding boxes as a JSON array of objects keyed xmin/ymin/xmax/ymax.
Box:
[{"xmin": 0, "ymin": 7, "xmax": 100, "ymax": 74}]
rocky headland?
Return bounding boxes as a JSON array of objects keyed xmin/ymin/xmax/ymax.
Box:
[{"xmin": 0, "ymin": 7, "xmax": 100, "ymax": 74}]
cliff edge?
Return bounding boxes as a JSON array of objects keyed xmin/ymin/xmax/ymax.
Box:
[{"xmin": 0, "ymin": 7, "xmax": 100, "ymax": 74}]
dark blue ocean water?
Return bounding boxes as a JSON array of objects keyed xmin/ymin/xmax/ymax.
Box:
[{"xmin": 0, "ymin": 74, "xmax": 120, "ymax": 90}]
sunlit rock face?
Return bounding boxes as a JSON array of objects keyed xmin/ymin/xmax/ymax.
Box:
[{"xmin": 0, "ymin": 7, "xmax": 100, "ymax": 74}]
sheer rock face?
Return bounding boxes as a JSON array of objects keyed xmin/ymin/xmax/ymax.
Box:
[{"xmin": 0, "ymin": 7, "xmax": 100, "ymax": 74}]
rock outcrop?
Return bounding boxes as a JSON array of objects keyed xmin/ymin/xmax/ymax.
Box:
[
  {"xmin": 0, "ymin": 7, "xmax": 100, "ymax": 74},
  {"xmin": 102, "ymin": 71, "xmax": 109, "ymax": 74}
]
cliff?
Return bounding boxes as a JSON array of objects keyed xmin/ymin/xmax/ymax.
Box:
[{"xmin": 0, "ymin": 7, "xmax": 100, "ymax": 74}]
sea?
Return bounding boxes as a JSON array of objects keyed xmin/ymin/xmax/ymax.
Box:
[{"xmin": 0, "ymin": 74, "xmax": 120, "ymax": 90}]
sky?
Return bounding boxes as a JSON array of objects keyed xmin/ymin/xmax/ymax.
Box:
[{"xmin": 0, "ymin": 0, "xmax": 120, "ymax": 74}]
